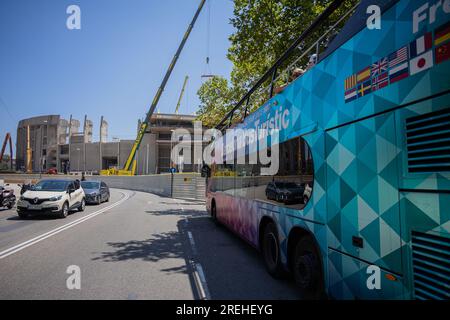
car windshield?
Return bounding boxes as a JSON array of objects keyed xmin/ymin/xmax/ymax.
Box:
[
  {"xmin": 275, "ymin": 182, "xmax": 298, "ymax": 188},
  {"xmin": 283, "ymin": 182, "xmax": 299, "ymax": 188},
  {"xmin": 81, "ymin": 181, "xmax": 100, "ymax": 189},
  {"xmin": 32, "ymin": 180, "xmax": 69, "ymax": 192}
]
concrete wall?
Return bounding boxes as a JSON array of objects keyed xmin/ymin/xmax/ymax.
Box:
[
  {"xmin": 0, "ymin": 173, "xmax": 173, "ymax": 197},
  {"xmin": 85, "ymin": 143, "xmax": 101, "ymax": 171},
  {"xmin": 87, "ymin": 174, "xmax": 172, "ymax": 197},
  {"xmin": 135, "ymin": 133, "xmax": 157, "ymax": 175}
]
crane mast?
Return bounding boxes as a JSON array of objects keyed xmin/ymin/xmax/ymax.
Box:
[{"xmin": 175, "ymin": 76, "xmax": 189, "ymax": 114}]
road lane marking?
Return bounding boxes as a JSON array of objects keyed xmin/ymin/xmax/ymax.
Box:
[
  {"xmin": 0, "ymin": 190, "xmax": 130, "ymax": 260},
  {"xmin": 163, "ymin": 196, "xmax": 210, "ymax": 300},
  {"xmin": 186, "ymin": 230, "xmax": 210, "ymax": 300},
  {"xmin": 194, "ymin": 262, "xmax": 210, "ymax": 300},
  {"xmin": 187, "ymin": 231, "xmax": 197, "ymax": 255}
]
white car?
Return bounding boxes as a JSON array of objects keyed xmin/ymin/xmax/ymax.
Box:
[{"xmin": 17, "ymin": 179, "xmax": 86, "ymax": 219}]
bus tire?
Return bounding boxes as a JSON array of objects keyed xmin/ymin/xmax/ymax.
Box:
[
  {"xmin": 262, "ymin": 222, "xmax": 284, "ymax": 278},
  {"xmin": 292, "ymin": 235, "xmax": 325, "ymax": 299}
]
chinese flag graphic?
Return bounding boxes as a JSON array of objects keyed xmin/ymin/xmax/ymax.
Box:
[{"xmin": 435, "ymin": 42, "xmax": 450, "ymax": 64}]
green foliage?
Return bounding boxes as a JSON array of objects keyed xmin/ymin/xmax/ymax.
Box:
[
  {"xmin": 196, "ymin": 76, "xmax": 235, "ymax": 127},
  {"xmin": 197, "ymin": 0, "xmax": 359, "ymax": 127}
]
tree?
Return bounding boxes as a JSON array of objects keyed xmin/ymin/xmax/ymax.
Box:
[{"xmin": 196, "ymin": 76, "xmax": 235, "ymax": 128}]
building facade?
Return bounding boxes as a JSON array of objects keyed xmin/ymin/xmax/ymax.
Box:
[{"xmin": 16, "ymin": 113, "xmax": 206, "ymax": 174}]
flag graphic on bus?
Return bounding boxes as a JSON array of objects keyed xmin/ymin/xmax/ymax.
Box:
[
  {"xmin": 344, "ymin": 74, "xmax": 357, "ymax": 102},
  {"xmin": 343, "ymin": 21, "xmax": 449, "ymax": 103},
  {"xmin": 372, "ymin": 72, "xmax": 388, "ymax": 91},
  {"xmin": 371, "ymin": 57, "xmax": 388, "ymax": 91},
  {"xmin": 357, "ymin": 80, "xmax": 371, "ymax": 97},
  {"xmin": 435, "ymin": 22, "xmax": 450, "ymax": 64},
  {"xmin": 388, "ymin": 46, "xmax": 409, "ymax": 83},
  {"xmin": 435, "ymin": 42, "xmax": 450, "ymax": 64},
  {"xmin": 356, "ymin": 66, "xmax": 371, "ymax": 83},
  {"xmin": 434, "ymin": 21, "xmax": 450, "ymax": 46},
  {"xmin": 409, "ymin": 32, "xmax": 433, "ymax": 75}
]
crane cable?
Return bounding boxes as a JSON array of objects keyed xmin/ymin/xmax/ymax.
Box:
[
  {"xmin": 206, "ymin": 0, "xmax": 211, "ymax": 66},
  {"xmin": 202, "ymin": 0, "xmax": 213, "ymax": 78}
]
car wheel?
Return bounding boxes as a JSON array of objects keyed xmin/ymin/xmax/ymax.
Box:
[
  {"xmin": 262, "ymin": 222, "xmax": 284, "ymax": 278},
  {"xmin": 78, "ymin": 198, "xmax": 86, "ymax": 212},
  {"xmin": 17, "ymin": 210, "xmax": 28, "ymax": 219},
  {"xmin": 292, "ymin": 236, "xmax": 325, "ymax": 299},
  {"xmin": 97, "ymin": 196, "xmax": 101, "ymax": 205},
  {"xmin": 105, "ymin": 194, "xmax": 110, "ymax": 202},
  {"xmin": 7, "ymin": 203, "xmax": 13, "ymax": 209},
  {"xmin": 59, "ymin": 202, "xmax": 69, "ymax": 218}
]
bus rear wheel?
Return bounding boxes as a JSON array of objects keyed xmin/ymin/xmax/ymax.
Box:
[
  {"xmin": 262, "ymin": 222, "xmax": 284, "ymax": 278},
  {"xmin": 292, "ymin": 236, "xmax": 325, "ymax": 299}
]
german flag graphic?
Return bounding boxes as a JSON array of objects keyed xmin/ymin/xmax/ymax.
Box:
[{"xmin": 434, "ymin": 21, "xmax": 450, "ymax": 46}]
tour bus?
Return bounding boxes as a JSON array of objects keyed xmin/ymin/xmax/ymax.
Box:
[{"xmin": 206, "ymin": 0, "xmax": 450, "ymax": 299}]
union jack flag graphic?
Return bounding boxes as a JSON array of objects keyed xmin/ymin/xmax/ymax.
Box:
[{"xmin": 371, "ymin": 57, "xmax": 388, "ymax": 77}]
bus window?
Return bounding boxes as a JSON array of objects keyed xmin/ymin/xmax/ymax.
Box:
[
  {"xmin": 235, "ymin": 164, "xmax": 255, "ymax": 199},
  {"xmin": 254, "ymin": 136, "xmax": 314, "ymax": 210}
]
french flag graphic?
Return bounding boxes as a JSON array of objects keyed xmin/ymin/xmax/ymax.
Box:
[
  {"xmin": 409, "ymin": 32, "xmax": 434, "ymax": 75},
  {"xmin": 410, "ymin": 32, "xmax": 432, "ymax": 58}
]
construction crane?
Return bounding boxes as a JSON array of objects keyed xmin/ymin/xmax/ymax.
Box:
[
  {"xmin": 0, "ymin": 133, "xmax": 13, "ymax": 170},
  {"xmin": 175, "ymin": 76, "xmax": 189, "ymax": 114},
  {"xmin": 121, "ymin": 0, "xmax": 207, "ymax": 174}
]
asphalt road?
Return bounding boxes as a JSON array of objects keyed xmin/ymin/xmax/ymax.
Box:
[{"xmin": 0, "ymin": 186, "xmax": 300, "ymax": 300}]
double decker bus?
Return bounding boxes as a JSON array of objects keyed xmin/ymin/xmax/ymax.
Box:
[{"xmin": 206, "ymin": 0, "xmax": 450, "ymax": 299}]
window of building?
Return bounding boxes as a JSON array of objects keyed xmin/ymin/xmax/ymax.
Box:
[{"xmin": 158, "ymin": 133, "xmax": 172, "ymax": 140}]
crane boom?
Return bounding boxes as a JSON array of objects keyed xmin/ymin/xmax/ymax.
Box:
[
  {"xmin": 0, "ymin": 133, "xmax": 13, "ymax": 170},
  {"xmin": 175, "ymin": 76, "xmax": 189, "ymax": 114},
  {"xmin": 123, "ymin": 0, "xmax": 206, "ymax": 172}
]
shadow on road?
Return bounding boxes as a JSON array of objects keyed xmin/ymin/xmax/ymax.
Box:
[
  {"xmin": 6, "ymin": 211, "xmax": 80, "ymax": 221},
  {"xmin": 177, "ymin": 215, "xmax": 301, "ymax": 300},
  {"xmin": 157, "ymin": 201, "xmax": 206, "ymax": 206},
  {"xmin": 145, "ymin": 208, "xmax": 206, "ymax": 217},
  {"xmin": 92, "ymin": 231, "xmax": 187, "ymax": 266},
  {"xmin": 91, "ymin": 202, "xmax": 300, "ymax": 300},
  {"xmin": 91, "ymin": 229, "xmax": 202, "ymax": 298}
]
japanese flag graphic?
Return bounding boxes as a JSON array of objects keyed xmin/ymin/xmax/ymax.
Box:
[{"xmin": 409, "ymin": 50, "xmax": 434, "ymax": 75}]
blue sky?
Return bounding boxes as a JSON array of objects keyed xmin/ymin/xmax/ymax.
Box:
[{"xmin": 0, "ymin": 0, "xmax": 234, "ymax": 147}]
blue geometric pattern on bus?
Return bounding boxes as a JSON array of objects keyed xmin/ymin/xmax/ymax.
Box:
[
  {"xmin": 324, "ymin": 112, "xmax": 405, "ymax": 299},
  {"xmin": 325, "ymin": 112, "xmax": 403, "ymax": 272},
  {"xmin": 231, "ymin": 0, "xmax": 450, "ymax": 299}
]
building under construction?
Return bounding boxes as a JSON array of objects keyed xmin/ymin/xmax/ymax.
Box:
[{"xmin": 15, "ymin": 113, "xmax": 205, "ymax": 174}]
